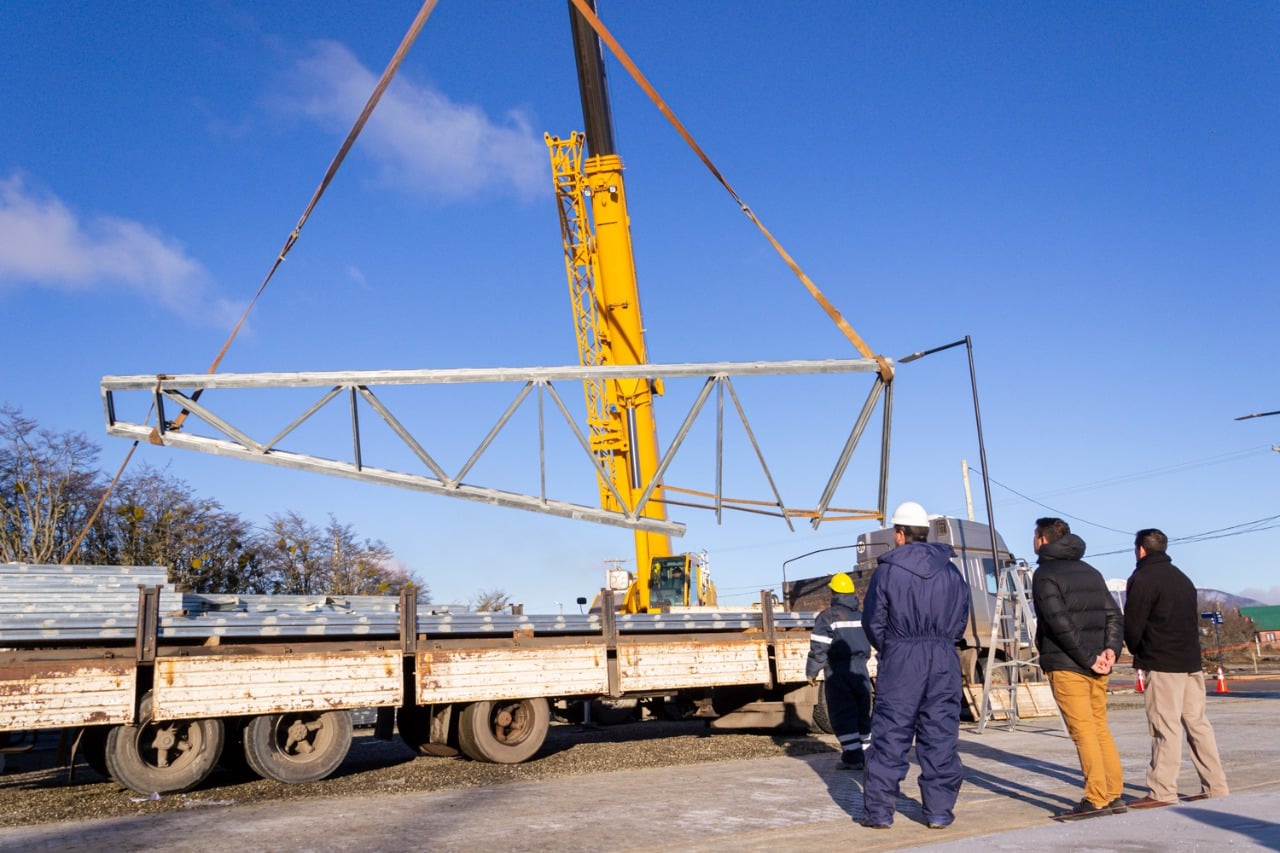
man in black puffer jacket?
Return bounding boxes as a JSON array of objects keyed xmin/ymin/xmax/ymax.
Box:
[{"xmin": 1031, "ymin": 517, "xmax": 1125, "ymax": 820}]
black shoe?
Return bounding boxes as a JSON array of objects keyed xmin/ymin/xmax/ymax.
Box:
[
  {"xmin": 858, "ymin": 817, "xmax": 891, "ymax": 829},
  {"xmin": 926, "ymin": 820, "xmax": 952, "ymax": 829},
  {"xmin": 1056, "ymin": 799, "xmax": 1109, "ymax": 820},
  {"xmin": 1107, "ymin": 797, "xmax": 1128, "ymax": 814},
  {"xmin": 841, "ymin": 750, "xmax": 865, "ymax": 769}
]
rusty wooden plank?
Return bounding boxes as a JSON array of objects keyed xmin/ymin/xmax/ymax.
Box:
[
  {"xmin": 417, "ymin": 645, "xmax": 607, "ymax": 703},
  {"xmin": 773, "ymin": 634, "xmax": 811, "ymax": 684},
  {"xmin": 616, "ymin": 638, "xmax": 771, "ymax": 691},
  {"xmin": 0, "ymin": 659, "xmax": 136, "ymax": 730},
  {"xmin": 152, "ymin": 649, "xmax": 402, "ymax": 720}
]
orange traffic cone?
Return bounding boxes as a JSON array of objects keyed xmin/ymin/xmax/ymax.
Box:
[
  {"xmin": 1215, "ymin": 665, "xmax": 1229, "ymax": 694},
  {"xmin": 1135, "ymin": 669, "xmax": 1145, "ymax": 693}
]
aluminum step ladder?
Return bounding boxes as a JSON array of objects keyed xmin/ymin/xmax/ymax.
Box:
[{"xmin": 977, "ymin": 561, "xmax": 1063, "ymax": 732}]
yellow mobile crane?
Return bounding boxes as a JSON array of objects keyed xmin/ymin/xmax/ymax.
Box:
[{"xmin": 546, "ymin": 1, "xmax": 713, "ymax": 613}]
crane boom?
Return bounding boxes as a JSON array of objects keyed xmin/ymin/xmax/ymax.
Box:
[{"xmin": 549, "ymin": 1, "xmax": 708, "ymax": 612}]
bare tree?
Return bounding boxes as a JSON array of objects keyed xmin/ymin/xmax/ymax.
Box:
[
  {"xmin": 0, "ymin": 409, "xmax": 426, "ymax": 599},
  {"xmin": 0, "ymin": 405, "xmax": 101, "ymax": 563},
  {"xmin": 472, "ymin": 588, "xmax": 513, "ymax": 612},
  {"xmin": 322, "ymin": 515, "xmax": 417, "ymax": 596},
  {"xmin": 1195, "ymin": 594, "xmax": 1256, "ymax": 666},
  {"xmin": 259, "ymin": 511, "xmax": 325, "ymax": 595},
  {"xmin": 86, "ymin": 464, "xmax": 269, "ymax": 593}
]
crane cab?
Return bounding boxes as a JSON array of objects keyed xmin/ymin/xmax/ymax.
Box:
[{"xmin": 646, "ymin": 554, "xmax": 717, "ymax": 610}]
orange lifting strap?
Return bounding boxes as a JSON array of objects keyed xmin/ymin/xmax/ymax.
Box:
[
  {"xmin": 566, "ymin": 0, "xmax": 892, "ymax": 382},
  {"xmin": 153, "ymin": 0, "xmax": 442, "ymax": 443},
  {"xmin": 67, "ymin": 1, "xmax": 442, "ymax": 563}
]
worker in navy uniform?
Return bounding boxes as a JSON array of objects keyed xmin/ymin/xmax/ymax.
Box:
[
  {"xmin": 805, "ymin": 572, "xmax": 873, "ymax": 768},
  {"xmin": 860, "ymin": 501, "xmax": 970, "ymax": 830}
]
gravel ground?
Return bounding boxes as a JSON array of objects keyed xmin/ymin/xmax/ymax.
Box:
[
  {"xmin": 0, "ymin": 718, "xmax": 836, "ymax": 829},
  {"xmin": 0, "ymin": 690, "xmax": 1156, "ymax": 830}
]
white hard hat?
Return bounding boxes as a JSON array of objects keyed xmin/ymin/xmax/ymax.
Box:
[{"xmin": 890, "ymin": 501, "xmax": 929, "ymax": 527}]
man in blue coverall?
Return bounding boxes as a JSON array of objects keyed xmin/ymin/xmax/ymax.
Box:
[
  {"xmin": 806, "ymin": 572, "xmax": 873, "ymax": 768},
  {"xmin": 860, "ymin": 501, "xmax": 970, "ymax": 830}
]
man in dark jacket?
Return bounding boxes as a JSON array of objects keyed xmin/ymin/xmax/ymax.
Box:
[
  {"xmin": 806, "ymin": 572, "xmax": 873, "ymax": 768},
  {"xmin": 1124, "ymin": 528, "xmax": 1228, "ymax": 808},
  {"xmin": 1031, "ymin": 517, "xmax": 1125, "ymax": 819},
  {"xmin": 860, "ymin": 501, "xmax": 969, "ymax": 830}
]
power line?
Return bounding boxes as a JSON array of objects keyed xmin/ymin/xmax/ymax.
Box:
[
  {"xmin": 980, "ymin": 473, "xmax": 1133, "ymax": 534},
  {"xmin": 1018, "ymin": 445, "xmax": 1273, "ymax": 500},
  {"xmin": 1084, "ymin": 515, "xmax": 1280, "ymax": 557}
]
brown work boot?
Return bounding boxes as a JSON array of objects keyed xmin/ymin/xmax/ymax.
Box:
[{"xmin": 1129, "ymin": 796, "xmax": 1176, "ymax": 809}]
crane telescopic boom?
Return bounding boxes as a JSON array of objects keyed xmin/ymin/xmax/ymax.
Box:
[{"xmin": 548, "ymin": 0, "xmax": 712, "ymax": 612}]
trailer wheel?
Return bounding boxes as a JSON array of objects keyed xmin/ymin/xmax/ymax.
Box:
[
  {"xmin": 457, "ymin": 698, "xmax": 549, "ymax": 764},
  {"xmin": 104, "ymin": 694, "xmax": 224, "ymax": 794},
  {"xmin": 242, "ymin": 709, "xmax": 352, "ymax": 784}
]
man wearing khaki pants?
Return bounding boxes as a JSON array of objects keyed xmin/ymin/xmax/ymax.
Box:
[{"xmin": 1124, "ymin": 528, "xmax": 1229, "ymax": 808}]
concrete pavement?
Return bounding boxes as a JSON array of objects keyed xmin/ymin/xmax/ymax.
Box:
[{"xmin": 0, "ymin": 690, "xmax": 1276, "ymax": 852}]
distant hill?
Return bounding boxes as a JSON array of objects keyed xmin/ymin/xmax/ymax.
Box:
[
  {"xmin": 1104, "ymin": 582, "xmax": 1263, "ymax": 610},
  {"xmin": 1198, "ymin": 589, "xmax": 1264, "ymax": 609}
]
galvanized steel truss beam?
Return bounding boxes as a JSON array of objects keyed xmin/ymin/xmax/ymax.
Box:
[{"xmin": 101, "ymin": 359, "xmax": 891, "ymax": 536}]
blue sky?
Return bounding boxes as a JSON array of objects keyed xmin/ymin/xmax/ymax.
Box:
[{"xmin": 3, "ymin": 2, "xmax": 1277, "ymax": 609}]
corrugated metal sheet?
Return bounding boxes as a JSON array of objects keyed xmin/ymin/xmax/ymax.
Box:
[{"xmin": 2, "ymin": 562, "xmax": 816, "ymax": 643}]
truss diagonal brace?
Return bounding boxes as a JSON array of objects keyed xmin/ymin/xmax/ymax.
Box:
[{"xmin": 105, "ymin": 422, "xmax": 685, "ymax": 536}]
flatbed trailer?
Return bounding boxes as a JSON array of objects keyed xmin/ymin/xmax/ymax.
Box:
[{"xmin": 0, "ymin": 563, "xmax": 818, "ymax": 793}]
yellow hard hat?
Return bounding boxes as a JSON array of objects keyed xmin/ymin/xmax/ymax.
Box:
[{"xmin": 829, "ymin": 572, "xmax": 855, "ymax": 594}]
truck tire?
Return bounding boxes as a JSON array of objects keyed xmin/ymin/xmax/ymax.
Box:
[
  {"xmin": 104, "ymin": 693, "xmax": 224, "ymax": 794},
  {"xmin": 810, "ymin": 686, "xmax": 835, "ymax": 735},
  {"xmin": 457, "ymin": 698, "xmax": 549, "ymax": 764},
  {"xmin": 242, "ymin": 709, "xmax": 352, "ymax": 784}
]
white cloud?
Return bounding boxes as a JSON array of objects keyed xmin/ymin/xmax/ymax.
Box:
[
  {"xmin": 0, "ymin": 174, "xmax": 240, "ymax": 325},
  {"xmin": 344, "ymin": 264, "xmax": 369, "ymax": 289},
  {"xmin": 282, "ymin": 41, "xmax": 546, "ymax": 202}
]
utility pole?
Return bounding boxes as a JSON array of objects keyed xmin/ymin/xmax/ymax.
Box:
[{"xmin": 961, "ymin": 458, "xmax": 975, "ymax": 521}]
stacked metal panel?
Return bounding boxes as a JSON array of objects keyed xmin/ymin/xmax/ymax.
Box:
[
  {"xmin": 0, "ymin": 563, "xmax": 179, "ymax": 643},
  {"xmin": 2, "ymin": 563, "xmax": 813, "ymax": 645}
]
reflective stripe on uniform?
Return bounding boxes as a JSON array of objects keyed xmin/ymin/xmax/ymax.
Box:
[
  {"xmin": 831, "ymin": 620, "xmax": 862, "ymax": 629},
  {"xmin": 810, "ymin": 634, "xmax": 833, "ymax": 644}
]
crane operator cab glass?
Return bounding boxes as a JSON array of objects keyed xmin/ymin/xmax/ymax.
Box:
[{"xmin": 648, "ymin": 556, "xmax": 692, "ymax": 609}]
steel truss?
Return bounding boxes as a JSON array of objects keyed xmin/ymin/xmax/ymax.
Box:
[{"xmin": 101, "ymin": 358, "xmax": 893, "ymax": 536}]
